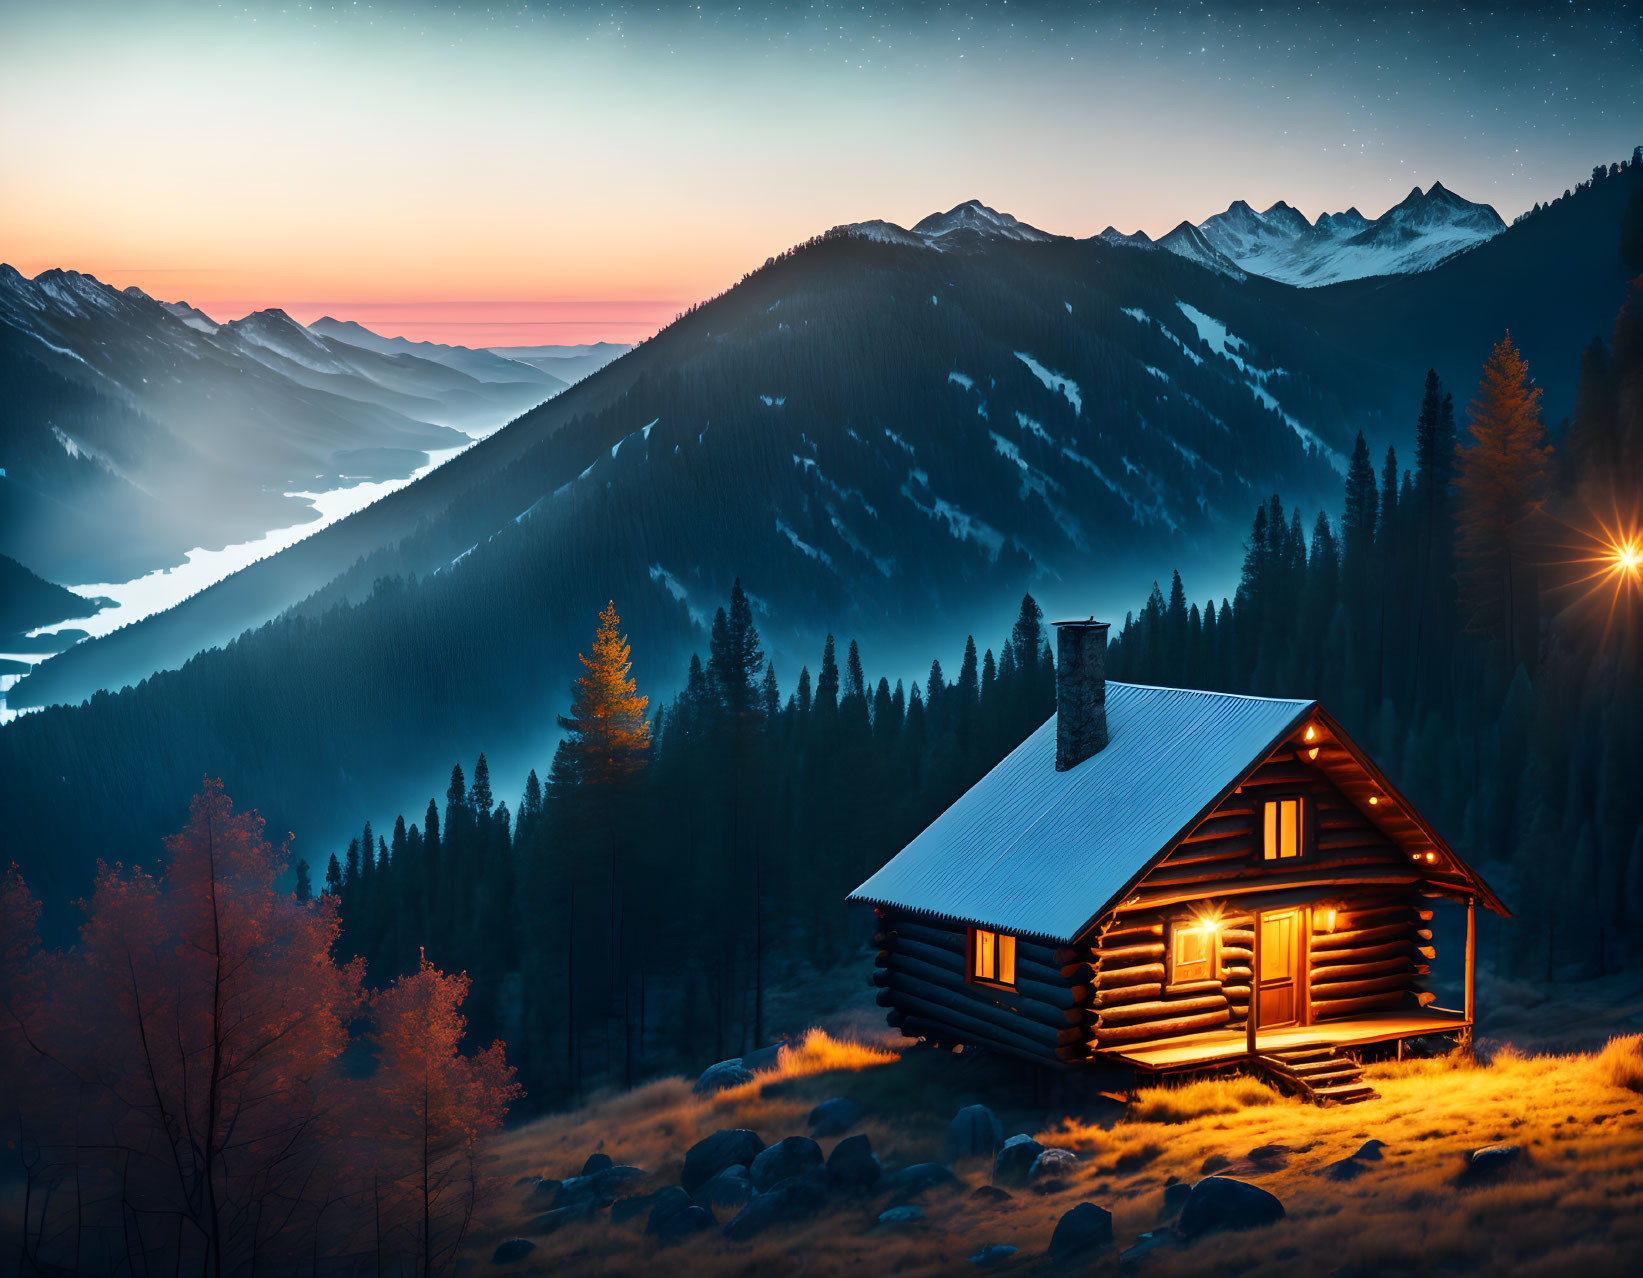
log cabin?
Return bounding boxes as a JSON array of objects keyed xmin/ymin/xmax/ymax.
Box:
[{"xmin": 849, "ymin": 617, "xmax": 1508, "ymax": 1103}]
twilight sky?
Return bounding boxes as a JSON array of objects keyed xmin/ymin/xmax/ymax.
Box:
[{"xmin": 2, "ymin": 1, "xmax": 1638, "ymax": 345}]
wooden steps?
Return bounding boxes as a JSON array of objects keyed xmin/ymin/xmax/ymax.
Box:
[{"xmin": 1256, "ymin": 1043, "xmax": 1378, "ymax": 1105}]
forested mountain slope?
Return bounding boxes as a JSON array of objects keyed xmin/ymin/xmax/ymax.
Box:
[
  {"xmin": 3, "ymin": 168, "xmax": 1638, "ymax": 916},
  {"xmin": 0, "ymin": 268, "xmax": 564, "ymax": 581}
]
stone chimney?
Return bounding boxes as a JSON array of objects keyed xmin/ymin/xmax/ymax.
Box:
[{"xmin": 1053, "ymin": 617, "xmax": 1110, "ymax": 771}]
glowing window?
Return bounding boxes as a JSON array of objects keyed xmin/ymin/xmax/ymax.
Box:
[
  {"xmin": 971, "ymin": 928, "xmax": 1016, "ymax": 986},
  {"xmin": 1171, "ymin": 922, "xmax": 1217, "ymax": 984},
  {"xmin": 1263, "ymin": 798, "xmax": 1305, "ymax": 860}
]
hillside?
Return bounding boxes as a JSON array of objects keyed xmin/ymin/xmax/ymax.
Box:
[{"xmin": 468, "ymin": 1011, "xmax": 1643, "ymax": 1275}]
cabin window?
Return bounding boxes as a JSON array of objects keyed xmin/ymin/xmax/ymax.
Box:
[
  {"xmin": 1262, "ymin": 797, "xmax": 1306, "ymax": 860},
  {"xmin": 971, "ymin": 928, "xmax": 1016, "ymax": 987},
  {"xmin": 1170, "ymin": 921, "xmax": 1218, "ymax": 984}
]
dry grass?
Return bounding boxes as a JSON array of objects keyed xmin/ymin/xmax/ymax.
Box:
[
  {"xmin": 1594, "ymin": 1033, "xmax": 1643, "ymax": 1093},
  {"xmin": 473, "ymin": 1036, "xmax": 1643, "ymax": 1276}
]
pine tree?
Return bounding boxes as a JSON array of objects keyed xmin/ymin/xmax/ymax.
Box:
[
  {"xmin": 472, "ymin": 754, "xmax": 492, "ymax": 815},
  {"xmin": 324, "ymin": 852, "xmax": 342, "ymax": 898},
  {"xmin": 555, "ymin": 602, "xmax": 652, "ymax": 788},
  {"xmin": 1455, "ymin": 332, "xmax": 1553, "ymax": 668},
  {"xmin": 294, "ymin": 858, "xmax": 313, "ymax": 903}
]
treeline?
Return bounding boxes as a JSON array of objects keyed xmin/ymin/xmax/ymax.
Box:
[
  {"xmin": 312, "ymin": 593, "xmax": 1057, "ymax": 1102},
  {"xmin": 1109, "ymin": 278, "xmax": 1643, "ymax": 980}
]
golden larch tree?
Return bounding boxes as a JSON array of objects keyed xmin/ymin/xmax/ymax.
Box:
[{"xmin": 555, "ymin": 600, "xmax": 651, "ymax": 787}]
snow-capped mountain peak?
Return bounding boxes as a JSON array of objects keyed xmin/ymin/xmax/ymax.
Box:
[
  {"xmin": 832, "ymin": 200, "xmax": 1056, "ymax": 250},
  {"xmin": 1179, "ymin": 182, "xmax": 1505, "ymax": 286}
]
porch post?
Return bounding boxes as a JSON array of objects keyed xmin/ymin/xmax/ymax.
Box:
[
  {"xmin": 1463, "ymin": 897, "xmax": 1476, "ymax": 1047},
  {"xmin": 1247, "ymin": 912, "xmax": 1260, "ymax": 1059}
]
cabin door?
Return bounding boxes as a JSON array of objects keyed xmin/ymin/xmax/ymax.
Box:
[{"xmin": 1255, "ymin": 909, "xmax": 1302, "ymax": 1030}]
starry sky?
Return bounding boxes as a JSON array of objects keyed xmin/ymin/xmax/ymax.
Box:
[{"xmin": 2, "ymin": 1, "xmax": 1638, "ymax": 345}]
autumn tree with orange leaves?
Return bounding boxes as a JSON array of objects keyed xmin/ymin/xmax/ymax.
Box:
[
  {"xmin": 0, "ymin": 781, "xmax": 521, "ymax": 1276},
  {"xmin": 1454, "ymin": 332, "xmax": 1554, "ymax": 670},
  {"xmin": 368, "ymin": 955, "xmax": 520, "ymax": 1275}
]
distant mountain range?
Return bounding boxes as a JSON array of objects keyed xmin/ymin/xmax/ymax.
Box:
[
  {"xmin": 850, "ymin": 181, "xmax": 1506, "ymax": 287},
  {"xmin": 0, "ymin": 271, "xmax": 578, "ymax": 583}
]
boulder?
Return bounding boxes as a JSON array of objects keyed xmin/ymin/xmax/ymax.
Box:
[
  {"xmin": 948, "ymin": 1104, "xmax": 1004, "ymax": 1160},
  {"xmin": 527, "ymin": 1177, "xmax": 562, "ymax": 1200},
  {"xmin": 1049, "ymin": 1202, "xmax": 1114, "ymax": 1259},
  {"xmin": 721, "ymin": 1174, "xmax": 828, "ymax": 1240},
  {"xmin": 644, "ymin": 1186, "xmax": 694, "ymax": 1236},
  {"xmin": 970, "ymin": 1244, "xmax": 1017, "ymax": 1265},
  {"xmin": 881, "ymin": 1162, "xmax": 958, "ymax": 1204},
  {"xmin": 810, "ymin": 1096, "xmax": 864, "ymax": 1137},
  {"xmin": 1119, "ymin": 1229, "xmax": 1177, "ymax": 1269},
  {"xmin": 1319, "ymin": 1139, "xmax": 1386, "ymax": 1181},
  {"xmin": 682, "ymin": 1129, "xmax": 766, "ymax": 1193},
  {"xmin": 1459, "ymin": 1144, "xmax": 1525, "ymax": 1186},
  {"xmin": 693, "ymin": 1164, "xmax": 754, "ymax": 1212},
  {"xmin": 1162, "ymin": 1181, "xmax": 1191, "ymax": 1217},
  {"xmin": 970, "ymin": 1185, "xmax": 1012, "ymax": 1203},
  {"xmin": 750, "ymin": 1136, "xmax": 825, "ymax": 1192},
  {"xmin": 655, "ymin": 1204, "xmax": 715, "ymax": 1243},
  {"xmin": 491, "ymin": 1238, "xmax": 536, "ymax": 1264},
  {"xmin": 742, "ymin": 1042, "xmax": 784, "ymax": 1073},
  {"xmin": 877, "ymin": 1205, "xmax": 924, "ymax": 1227},
  {"xmin": 993, "ymin": 1134, "xmax": 1045, "ymax": 1187},
  {"xmin": 582, "ymin": 1151, "xmax": 613, "ymax": 1176},
  {"xmin": 1177, "ymin": 1177, "xmax": 1285, "ymax": 1237},
  {"xmin": 552, "ymin": 1165, "xmax": 646, "ymax": 1211},
  {"xmin": 694, "ymin": 1058, "xmax": 756, "ymax": 1095},
  {"xmin": 524, "ymin": 1202, "xmax": 597, "ymax": 1236},
  {"xmin": 1199, "ymin": 1153, "xmax": 1230, "ymax": 1174},
  {"xmin": 609, "ymin": 1192, "xmax": 656, "ymax": 1227},
  {"xmin": 1031, "ymin": 1147, "xmax": 1079, "ymax": 1183},
  {"xmin": 827, "ymin": 1133, "xmax": 882, "ymax": 1191}
]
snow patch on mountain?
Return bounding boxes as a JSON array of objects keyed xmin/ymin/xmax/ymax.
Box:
[{"xmin": 1014, "ymin": 352, "xmax": 1082, "ymax": 415}]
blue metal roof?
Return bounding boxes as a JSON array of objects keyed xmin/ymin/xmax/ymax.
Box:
[{"xmin": 849, "ymin": 682, "xmax": 1315, "ymax": 943}]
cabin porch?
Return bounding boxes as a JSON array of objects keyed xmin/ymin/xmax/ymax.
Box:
[{"xmin": 1108, "ymin": 1007, "xmax": 1471, "ymax": 1073}]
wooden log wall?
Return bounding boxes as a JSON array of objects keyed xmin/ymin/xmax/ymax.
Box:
[
  {"xmin": 1308, "ymin": 892, "xmax": 1435, "ymax": 1020},
  {"xmin": 872, "ymin": 914, "xmax": 1089, "ymax": 1066}
]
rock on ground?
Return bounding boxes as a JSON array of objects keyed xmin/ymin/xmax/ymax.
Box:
[
  {"xmin": 970, "ymin": 1244, "xmax": 1017, "ymax": 1265},
  {"xmin": 644, "ymin": 1186, "xmax": 694, "ymax": 1235},
  {"xmin": 993, "ymin": 1134, "xmax": 1045, "ymax": 1187},
  {"xmin": 693, "ymin": 1164, "xmax": 754, "ymax": 1211},
  {"xmin": 552, "ymin": 1165, "xmax": 646, "ymax": 1211},
  {"xmin": 682, "ymin": 1129, "xmax": 766, "ymax": 1193},
  {"xmin": 491, "ymin": 1238, "xmax": 536, "ymax": 1264},
  {"xmin": 810, "ymin": 1096, "xmax": 863, "ymax": 1137},
  {"xmin": 721, "ymin": 1173, "xmax": 829, "ymax": 1240},
  {"xmin": 1459, "ymin": 1144, "xmax": 1525, "ymax": 1186},
  {"xmin": 581, "ymin": 1151, "xmax": 613, "ymax": 1175},
  {"xmin": 655, "ymin": 1204, "xmax": 715, "ymax": 1243},
  {"xmin": 1177, "ymin": 1177, "xmax": 1285, "ymax": 1237},
  {"xmin": 750, "ymin": 1136, "xmax": 825, "ymax": 1192},
  {"xmin": 828, "ymin": 1133, "xmax": 882, "ymax": 1191},
  {"xmin": 1031, "ymin": 1147, "xmax": 1078, "ymax": 1183},
  {"xmin": 1049, "ymin": 1202, "xmax": 1114, "ymax": 1259},
  {"xmin": 693, "ymin": 1059, "xmax": 755, "ymax": 1095},
  {"xmin": 881, "ymin": 1162, "xmax": 959, "ymax": 1204},
  {"xmin": 948, "ymin": 1104, "xmax": 1003, "ymax": 1160},
  {"xmin": 877, "ymin": 1205, "xmax": 924, "ymax": 1226}
]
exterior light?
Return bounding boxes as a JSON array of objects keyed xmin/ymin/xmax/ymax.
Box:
[
  {"xmin": 1426, "ymin": 852, "xmax": 1436, "ymax": 862},
  {"xmin": 1323, "ymin": 908, "xmax": 1337, "ymax": 932},
  {"xmin": 1305, "ymin": 725, "xmax": 1317, "ymax": 742},
  {"xmin": 1307, "ymin": 747, "xmax": 1320, "ymax": 760},
  {"xmin": 1369, "ymin": 796, "xmax": 1379, "ymax": 805}
]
